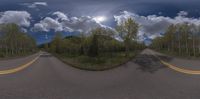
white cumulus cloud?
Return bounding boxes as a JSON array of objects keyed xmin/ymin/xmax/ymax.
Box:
[
  {"xmin": 114, "ymin": 11, "xmax": 200, "ymax": 41},
  {"xmin": 21, "ymin": 2, "xmax": 48, "ymax": 8},
  {"xmin": 0, "ymin": 11, "xmax": 31, "ymax": 27},
  {"xmin": 33, "ymin": 11, "xmax": 110, "ymax": 33},
  {"xmin": 61, "ymin": 16, "xmax": 102, "ymax": 33},
  {"xmin": 53, "ymin": 11, "xmax": 69, "ymax": 21},
  {"xmin": 178, "ymin": 11, "xmax": 188, "ymax": 16},
  {"xmin": 33, "ymin": 17, "xmax": 63, "ymax": 32}
]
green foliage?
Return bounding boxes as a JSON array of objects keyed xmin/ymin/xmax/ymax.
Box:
[
  {"xmin": 88, "ymin": 34, "xmax": 99, "ymax": 57},
  {"xmin": 50, "ymin": 32, "xmax": 63, "ymax": 53},
  {"xmin": 0, "ymin": 23, "xmax": 37, "ymax": 57},
  {"xmin": 116, "ymin": 18, "xmax": 139, "ymax": 56},
  {"xmin": 151, "ymin": 23, "xmax": 200, "ymax": 57},
  {"xmin": 58, "ymin": 51, "xmax": 138, "ymax": 71},
  {"xmin": 48, "ymin": 18, "xmax": 144, "ymax": 58},
  {"xmin": 48, "ymin": 18, "xmax": 145, "ymax": 70}
]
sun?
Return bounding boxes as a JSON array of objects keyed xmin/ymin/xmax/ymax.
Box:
[{"xmin": 93, "ymin": 16, "xmax": 107, "ymax": 23}]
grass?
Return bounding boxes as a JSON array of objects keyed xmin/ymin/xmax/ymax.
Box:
[
  {"xmin": 0, "ymin": 51, "xmax": 38, "ymax": 60},
  {"xmin": 158, "ymin": 50, "xmax": 200, "ymax": 60},
  {"xmin": 55, "ymin": 51, "xmax": 139, "ymax": 71}
]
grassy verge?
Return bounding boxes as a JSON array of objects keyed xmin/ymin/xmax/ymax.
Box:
[
  {"xmin": 0, "ymin": 51, "xmax": 38, "ymax": 60},
  {"xmin": 54, "ymin": 51, "xmax": 140, "ymax": 71},
  {"xmin": 157, "ymin": 50, "xmax": 200, "ymax": 60}
]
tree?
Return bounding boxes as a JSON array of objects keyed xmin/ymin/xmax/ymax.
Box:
[
  {"xmin": 50, "ymin": 32, "xmax": 63, "ymax": 53},
  {"xmin": 151, "ymin": 23, "xmax": 200, "ymax": 57},
  {"xmin": 79, "ymin": 32, "xmax": 86, "ymax": 55},
  {"xmin": 198, "ymin": 26, "xmax": 200, "ymax": 54},
  {"xmin": 116, "ymin": 18, "xmax": 139, "ymax": 57},
  {"xmin": 164, "ymin": 24, "xmax": 176, "ymax": 51},
  {"xmin": 178, "ymin": 23, "xmax": 190, "ymax": 55},
  {"xmin": 86, "ymin": 27, "xmax": 116, "ymax": 57},
  {"xmin": 0, "ymin": 23, "xmax": 37, "ymax": 57},
  {"xmin": 88, "ymin": 33, "xmax": 99, "ymax": 57},
  {"xmin": 190, "ymin": 24, "xmax": 197, "ymax": 56}
]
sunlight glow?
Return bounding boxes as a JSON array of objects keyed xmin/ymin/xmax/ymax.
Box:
[{"xmin": 93, "ymin": 16, "xmax": 107, "ymax": 23}]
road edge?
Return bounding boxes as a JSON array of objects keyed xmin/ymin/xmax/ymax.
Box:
[{"xmin": 0, "ymin": 53, "xmax": 41, "ymax": 75}]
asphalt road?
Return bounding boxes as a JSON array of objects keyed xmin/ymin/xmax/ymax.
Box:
[{"xmin": 0, "ymin": 49, "xmax": 200, "ymax": 99}]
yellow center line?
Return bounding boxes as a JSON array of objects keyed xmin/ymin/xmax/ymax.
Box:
[
  {"xmin": 0, "ymin": 54, "xmax": 40, "ymax": 75},
  {"xmin": 149, "ymin": 50, "xmax": 200, "ymax": 75},
  {"xmin": 161, "ymin": 61, "xmax": 200, "ymax": 75}
]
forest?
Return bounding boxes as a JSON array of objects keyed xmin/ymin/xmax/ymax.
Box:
[
  {"xmin": 151, "ymin": 23, "xmax": 200, "ymax": 57},
  {"xmin": 45, "ymin": 18, "xmax": 146, "ymax": 70},
  {"xmin": 0, "ymin": 23, "xmax": 37, "ymax": 58}
]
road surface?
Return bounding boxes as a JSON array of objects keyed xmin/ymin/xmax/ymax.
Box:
[{"xmin": 0, "ymin": 49, "xmax": 200, "ymax": 99}]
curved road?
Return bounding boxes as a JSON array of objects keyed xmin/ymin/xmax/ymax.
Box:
[{"xmin": 0, "ymin": 50, "xmax": 200, "ymax": 99}]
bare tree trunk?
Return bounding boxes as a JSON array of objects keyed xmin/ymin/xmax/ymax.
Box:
[
  {"xmin": 168, "ymin": 43, "xmax": 170, "ymax": 52},
  {"xmin": 125, "ymin": 43, "xmax": 130, "ymax": 57},
  {"xmin": 198, "ymin": 38, "xmax": 200, "ymax": 54},
  {"xmin": 171, "ymin": 40, "xmax": 174, "ymax": 52},
  {"xmin": 186, "ymin": 39, "xmax": 189, "ymax": 55},
  {"xmin": 179, "ymin": 39, "xmax": 181, "ymax": 55},
  {"xmin": 193, "ymin": 36, "xmax": 196, "ymax": 57}
]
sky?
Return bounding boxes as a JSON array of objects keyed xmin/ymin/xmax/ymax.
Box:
[{"xmin": 1, "ymin": 0, "xmax": 200, "ymax": 45}]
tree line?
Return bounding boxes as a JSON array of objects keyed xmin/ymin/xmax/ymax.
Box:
[
  {"xmin": 47, "ymin": 18, "xmax": 146, "ymax": 57},
  {"xmin": 151, "ymin": 23, "xmax": 200, "ymax": 57},
  {"xmin": 0, "ymin": 23, "xmax": 37, "ymax": 57}
]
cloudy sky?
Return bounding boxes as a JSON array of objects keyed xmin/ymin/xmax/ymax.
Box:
[{"xmin": 1, "ymin": 0, "xmax": 200, "ymax": 44}]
